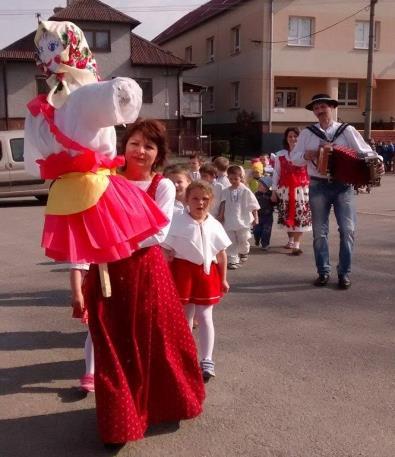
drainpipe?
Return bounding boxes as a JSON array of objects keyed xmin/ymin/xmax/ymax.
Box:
[
  {"xmin": 177, "ymin": 68, "xmax": 182, "ymax": 155},
  {"xmin": 2, "ymin": 60, "xmax": 9, "ymax": 130},
  {"xmin": 268, "ymin": 0, "xmax": 274, "ymax": 133}
]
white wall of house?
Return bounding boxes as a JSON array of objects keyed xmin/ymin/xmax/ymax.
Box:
[
  {"xmin": 132, "ymin": 66, "xmax": 180, "ymax": 121},
  {"xmin": 3, "ymin": 63, "xmax": 37, "ymax": 118},
  {"xmin": 2, "ymin": 21, "xmax": 183, "ymax": 125},
  {"xmin": 76, "ymin": 21, "xmax": 133, "ymax": 79}
]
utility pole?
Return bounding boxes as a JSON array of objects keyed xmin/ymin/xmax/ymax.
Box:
[{"xmin": 364, "ymin": 0, "xmax": 378, "ymax": 141}]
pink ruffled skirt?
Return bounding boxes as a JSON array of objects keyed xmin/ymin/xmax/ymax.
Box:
[{"xmin": 42, "ymin": 174, "xmax": 168, "ymax": 264}]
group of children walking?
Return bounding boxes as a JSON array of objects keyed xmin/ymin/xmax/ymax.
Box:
[{"xmin": 71, "ymin": 153, "xmax": 276, "ymax": 392}]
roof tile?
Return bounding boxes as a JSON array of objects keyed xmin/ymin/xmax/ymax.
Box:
[
  {"xmin": 153, "ymin": 0, "xmax": 246, "ymax": 45},
  {"xmin": 131, "ymin": 34, "xmax": 192, "ymax": 68},
  {"xmin": 50, "ymin": 0, "xmax": 140, "ymax": 26}
]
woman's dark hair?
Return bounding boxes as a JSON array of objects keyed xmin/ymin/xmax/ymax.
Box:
[
  {"xmin": 120, "ymin": 118, "xmax": 170, "ymax": 171},
  {"xmin": 282, "ymin": 127, "xmax": 300, "ymax": 151}
]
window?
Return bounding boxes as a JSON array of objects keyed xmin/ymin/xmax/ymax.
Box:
[
  {"xmin": 288, "ymin": 16, "xmax": 314, "ymax": 46},
  {"xmin": 35, "ymin": 75, "xmax": 49, "ymax": 95},
  {"xmin": 205, "ymin": 87, "xmax": 215, "ymax": 111},
  {"xmin": 135, "ymin": 78, "xmax": 153, "ymax": 104},
  {"xmin": 185, "ymin": 46, "xmax": 192, "ymax": 63},
  {"xmin": 231, "ymin": 26, "xmax": 241, "ymax": 54},
  {"xmin": 84, "ymin": 30, "xmax": 111, "ymax": 52},
  {"xmin": 10, "ymin": 138, "xmax": 24, "ymax": 162},
  {"xmin": 206, "ymin": 37, "xmax": 215, "ymax": 62},
  {"xmin": 338, "ymin": 81, "xmax": 358, "ymax": 106},
  {"xmin": 274, "ymin": 88, "xmax": 298, "ymax": 108},
  {"xmin": 355, "ymin": 21, "xmax": 380, "ymax": 49},
  {"xmin": 231, "ymin": 82, "xmax": 240, "ymax": 108}
]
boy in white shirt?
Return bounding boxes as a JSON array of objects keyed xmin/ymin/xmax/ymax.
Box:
[
  {"xmin": 199, "ymin": 162, "xmax": 224, "ymax": 218},
  {"xmin": 188, "ymin": 153, "xmax": 204, "ymax": 181},
  {"xmin": 213, "ymin": 156, "xmax": 231, "ymax": 188},
  {"xmin": 218, "ymin": 165, "xmax": 260, "ymax": 269},
  {"xmin": 163, "ymin": 164, "xmax": 191, "ymax": 215}
]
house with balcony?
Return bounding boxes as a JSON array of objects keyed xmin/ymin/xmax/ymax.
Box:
[
  {"xmin": 0, "ymin": 0, "xmax": 200, "ymax": 153},
  {"xmin": 154, "ymin": 0, "xmax": 395, "ymax": 151}
]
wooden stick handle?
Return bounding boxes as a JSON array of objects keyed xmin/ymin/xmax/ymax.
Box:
[{"xmin": 99, "ymin": 263, "xmax": 112, "ymax": 297}]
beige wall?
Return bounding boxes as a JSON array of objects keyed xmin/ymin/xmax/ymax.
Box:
[
  {"xmin": 160, "ymin": 0, "xmax": 266, "ymax": 124},
  {"xmin": 273, "ymin": 0, "xmax": 395, "ymax": 79},
  {"xmin": 160, "ymin": 0, "xmax": 395, "ymax": 129}
]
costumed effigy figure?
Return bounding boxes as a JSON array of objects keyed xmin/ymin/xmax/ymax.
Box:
[
  {"xmin": 24, "ymin": 21, "xmax": 167, "ymax": 268},
  {"xmin": 24, "ymin": 21, "xmax": 205, "ymax": 446}
]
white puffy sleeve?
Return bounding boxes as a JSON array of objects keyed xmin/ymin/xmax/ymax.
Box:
[
  {"xmin": 139, "ymin": 178, "xmax": 176, "ymax": 248},
  {"xmin": 272, "ymin": 152, "xmax": 282, "ymax": 190},
  {"xmin": 343, "ymin": 126, "xmax": 375, "ymax": 158},
  {"xmin": 290, "ymin": 129, "xmax": 310, "ymax": 166},
  {"xmin": 63, "ymin": 77, "xmax": 142, "ymax": 129},
  {"xmin": 24, "ymin": 111, "xmax": 62, "ymax": 177}
]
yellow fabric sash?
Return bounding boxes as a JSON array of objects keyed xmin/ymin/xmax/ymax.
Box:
[{"xmin": 46, "ymin": 169, "xmax": 113, "ymax": 215}]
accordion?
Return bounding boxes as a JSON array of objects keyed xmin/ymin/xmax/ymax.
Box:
[{"xmin": 317, "ymin": 144, "xmax": 381, "ymax": 187}]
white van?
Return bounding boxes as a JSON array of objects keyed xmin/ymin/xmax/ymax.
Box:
[{"xmin": 0, "ymin": 130, "xmax": 49, "ymax": 201}]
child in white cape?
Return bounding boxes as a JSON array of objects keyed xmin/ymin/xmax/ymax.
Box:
[{"xmin": 162, "ymin": 181, "xmax": 231, "ymax": 380}]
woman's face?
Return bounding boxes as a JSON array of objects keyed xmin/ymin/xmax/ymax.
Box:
[
  {"xmin": 124, "ymin": 131, "xmax": 159, "ymax": 174},
  {"xmin": 287, "ymin": 131, "xmax": 299, "ymax": 150}
]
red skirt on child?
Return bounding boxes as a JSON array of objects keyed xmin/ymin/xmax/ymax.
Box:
[
  {"xmin": 170, "ymin": 258, "xmax": 223, "ymax": 305},
  {"xmin": 84, "ymin": 246, "xmax": 205, "ymax": 443}
]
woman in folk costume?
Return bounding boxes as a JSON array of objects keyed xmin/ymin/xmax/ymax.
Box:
[
  {"xmin": 162, "ymin": 180, "xmax": 231, "ymax": 381},
  {"xmin": 83, "ymin": 120, "xmax": 205, "ymax": 445},
  {"xmin": 24, "ymin": 21, "xmax": 167, "ymax": 264},
  {"xmin": 271, "ymin": 127, "xmax": 312, "ymax": 256}
]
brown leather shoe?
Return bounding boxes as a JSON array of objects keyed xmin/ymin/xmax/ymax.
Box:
[
  {"xmin": 314, "ymin": 274, "xmax": 330, "ymax": 286},
  {"xmin": 338, "ymin": 275, "xmax": 351, "ymax": 289}
]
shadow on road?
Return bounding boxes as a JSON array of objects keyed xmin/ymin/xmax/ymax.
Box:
[
  {"xmin": 0, "ymin": 359, "xmax": 83, "ymax": 396},
  {"xmin": 0, "ymin": 331, "xmax": 86, "ymax": 351},
  {"xmin": 0, "ymin": 199, "xmax": 46, "ymax": 208},
  {"xmin": 0, "ymin": 289, "xmax": 69, "ymax": 307},
  {"xmin": 0, "ymin": 409, "xmax": 108, "ymax": 457}
]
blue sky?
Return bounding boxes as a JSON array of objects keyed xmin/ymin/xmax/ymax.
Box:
[{"xmin": 0, "ymin": 0, "xmax": 205, "ymax": 48}]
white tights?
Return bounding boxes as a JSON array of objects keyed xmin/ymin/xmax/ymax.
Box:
[
  {"xmin": 185, "ymin": 304, "xmax": 215, "ymax": 361},
  {"xmin": 84, "ymin": 331, "xmax": 95, "ymax": 375}
]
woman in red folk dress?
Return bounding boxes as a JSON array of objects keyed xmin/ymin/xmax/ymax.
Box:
[
  {"xmin": 83, "ymin": 119, "xmax": 205, "ymax": 446},
  {"xmin": 271, "ymin": 127, "xmax": 312, "ymax": 255}
]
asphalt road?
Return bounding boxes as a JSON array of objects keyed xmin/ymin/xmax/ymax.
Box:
[{"xmin": 0, "ymin": 176, "xmax": 394, "ymax": 457}]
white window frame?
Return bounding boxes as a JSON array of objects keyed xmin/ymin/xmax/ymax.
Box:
[
  {"xmin": 274, "ymin": 87, "xmax": 298, "ymax": 108},
  {"xmin": 288, "ymin": 16, "xmax": 314, "ymax": 47},
  {"xmin": 231, "ymin": 81, "xmax": 240, "ymax": 109},
  {"xmin": 354, "ymin": 21, "xmax": 380, "ymax": 50},
  {"xmin": 338, "ymin": 81, "xmax": 359, "ymax": 107},
  {"xmin": 206, "ymin": 36, "xmax": 215, "ymax": 62},
  {"xmin": 185, "ymin": 46, "xmax": 193, "ymax": 63},
  {"xmin": 231, "ymin": 26, "xmax": 241, "ymax": 54}
]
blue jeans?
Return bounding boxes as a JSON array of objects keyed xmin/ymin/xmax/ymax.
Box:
[
  {"xmin": 309, "ymin": 179, "xmax": 356, "ymax": 276},
  {"xmin": 253, "ymin": 215, "xmax": 273, "ymax": 248}
]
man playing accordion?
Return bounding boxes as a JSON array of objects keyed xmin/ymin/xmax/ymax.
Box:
[{"xmin": 291, "ymin": 93, "xmax": 383, "ymax": 289}]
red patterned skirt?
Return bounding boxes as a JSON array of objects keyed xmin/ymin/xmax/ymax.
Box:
[
  {"xmin": 170, "ymin": 258, "xmax": 223, "ymax": 305},
  {"xmin": 84, "ymin": 246, "xmax": 205, "ymax": 443}
]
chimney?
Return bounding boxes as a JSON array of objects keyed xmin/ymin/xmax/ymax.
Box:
[{"xmin": 53, "ymin": 7, "xmax": 64, "ymax": 14}]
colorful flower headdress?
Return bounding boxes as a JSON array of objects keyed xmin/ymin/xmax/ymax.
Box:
[{"xmin": 35, "ymin": 21, "xmax": 99, "ymax": 108}]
